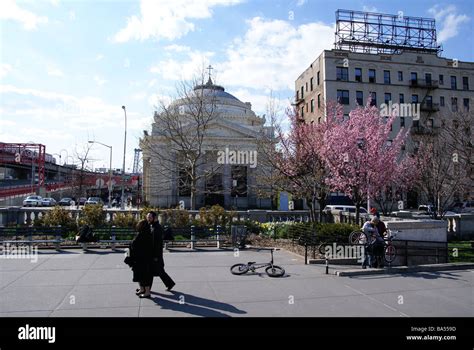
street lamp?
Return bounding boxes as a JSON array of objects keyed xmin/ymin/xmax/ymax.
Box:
[
  {"xmin": 121, "ymin": 105, "xmax": 127, "ymax": 210},
  {"xmin": 59, "ymin": 149, "xmax": 69, "ymax": 166},
  {"xmin": 88, "ymin": 141, "xmax": 113, "ymax": 208}
]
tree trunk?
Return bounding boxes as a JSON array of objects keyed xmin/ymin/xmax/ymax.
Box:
[
  {"xmin": 190, "ymin": 164, "xmax": 197, "ymax": 210},
  {"xmin": 308, "ymin": 201, "xmax": 316, "ymax": 223},
  {"xmin": 355, "ymin": 202, "xmax": 361, "ymax": 225},
  {"xmin": 318, "ymin": 197, "xmax": 327, "ymax": 223}
]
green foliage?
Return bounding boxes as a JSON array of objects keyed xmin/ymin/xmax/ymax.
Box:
[
  {"xmin": 198, "ymin": 205, "xmax": 234, "ymax": 227},
  {"xmin": 139, "ymin": 206, "xmax": 160, "ymax": 221},
  {"xmin": 173, "ymin": 235, "xmax": 188, "ymax": 241},
  {"xmin": 41, "ymin": 206, "xmax": 77, "ymax": 232},
  {"xmin": 112, "ymin": 212, "xmax": 138, "ymax": 228},
  {"xmin": 261, "ymin": 221, "xmax": 359, "ymax": 240},
  {"xmin": 78, "ymin": 204, "xmax": 106, "ymax": 228},
  {"xmin": 239, "ymin": 220, "xmax": 262, "ymax": 235},
  {"xmin": 316, "ymin": 223, "xmax": 360, "ymax": 238},
  {"xmin": 260, "ymin": 222, "xmax": 297, "ymax": 239},
  {"xmin": 287, "ymin": 222, "xmax": 359, "ymax": 239},
  {"xmin": 161, "ymin": 208, "xmax": 190, "ymax": 228}
]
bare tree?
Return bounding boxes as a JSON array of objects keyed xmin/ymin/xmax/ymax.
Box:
[
  {"xmin": 415, "ymin": 110, "xmax": 473, "ymax": 218},
  {"xmin": 71, "ymin": 142, "xmax": 96, "ymax": 199},
  {"xmin": 140, "ymin": 72, "xmax": 223, "ymax": 209}
]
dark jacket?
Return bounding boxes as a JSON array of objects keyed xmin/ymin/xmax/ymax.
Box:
[{"xmin": 130, "ymin": 221, "xmax": 164, "ymax": 282}]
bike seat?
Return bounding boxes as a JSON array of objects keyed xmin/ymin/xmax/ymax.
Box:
[{"xmin": 247, "ymin": 261, "xmax": 256, "ymax": 265}]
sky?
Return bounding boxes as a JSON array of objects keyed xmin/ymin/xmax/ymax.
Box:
[{"xmin": 1, "ymin": 0, "xmax": 473, "ymax": 171}]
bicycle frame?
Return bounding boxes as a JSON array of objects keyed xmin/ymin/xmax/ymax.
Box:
[{"xmin": 248, "ymin": 249, "xmax": 275, "ymax": 271}]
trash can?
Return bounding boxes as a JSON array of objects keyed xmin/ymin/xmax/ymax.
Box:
[{"xmin": 231, "ymin": 225, "xmax": 247, "ymax": 248}]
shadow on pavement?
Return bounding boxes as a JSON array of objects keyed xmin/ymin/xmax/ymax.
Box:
[{"xmin": 149, "ymin": 290, "xmax": 246, "ymax": 317}]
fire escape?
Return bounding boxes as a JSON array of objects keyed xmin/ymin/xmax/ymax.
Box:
[{"xmin": 409, "ymin": 71, "xmax": 440, "ymax": 136}]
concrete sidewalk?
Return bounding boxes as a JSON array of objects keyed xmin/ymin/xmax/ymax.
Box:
[{"xmin": 0, "ymin": 248, "xmax": 472, "ymax": 317}]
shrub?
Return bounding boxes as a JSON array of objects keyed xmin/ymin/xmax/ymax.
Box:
[
  {"xmin": 139, "ymin": 206, "xmax": 160, "ymax": 221},
  {"xmin": 317, "ymin": 223, "xmax": 359, "ymax": 239},
  {"xmin": 78, "ymin": 204, "xmax": 106, "ymax": 228},
  {"xmin": 240, "ymin": 220, "xmax": 262, "ymax": 235},
  {"xmin": 161, "ymin": 208, "xmax": 190, "ymax": 228},
  {"xmin": 261, "ymin": 222, "xmax": 359, "ymax": 240},
  {"xmin": 112, "ymin": 212, "xmax": 138, "ymax": 228},
  {"xmin": 260, "ymin": 222, "xmax": 295, "ymax": 239},
  {"xmin": 198, "ymin": 205, "xmax": 234, "ymax": 227},
  {"xmin": 41, "ymin": 206, "xmax": 77, "ymax": 232}
]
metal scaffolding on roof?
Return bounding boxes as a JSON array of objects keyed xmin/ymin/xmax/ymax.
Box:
[{"xmin": 334, "ymin": 9, "xmax": 443, "ymax": 55}]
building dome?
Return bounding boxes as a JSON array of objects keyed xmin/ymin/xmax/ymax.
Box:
[
  {"xmin": 193, "ymin": 77, "xmax": 240, "ymax": 101},
  {"xmin": 167, "ymin": 76, "xmax": 263, "ymax": 126}
]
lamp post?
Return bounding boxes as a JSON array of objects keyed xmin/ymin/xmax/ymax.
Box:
[
  {"xmin": 52, "ymin": 153, "xmax": 63, "ymax": 199},
  {"xmin": 59, "ymin": 149, "xmax": 68, "ymax": 166},
  {"xmin": 88, "ymin": 141, "xmax": 113, "ymax": 208},
  {"xmin": 121, "ymin": 106, "xmax": 127, "ymax": 210}
]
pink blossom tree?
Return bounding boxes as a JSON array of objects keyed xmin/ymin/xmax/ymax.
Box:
[{"xmin": 319, "ymin": 100, "xmax": 421, "ymax": 222}]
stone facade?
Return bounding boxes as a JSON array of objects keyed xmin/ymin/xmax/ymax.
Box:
[{"xmin": 140, "ymin": 78, "xmax": 274, "ymax": 209}]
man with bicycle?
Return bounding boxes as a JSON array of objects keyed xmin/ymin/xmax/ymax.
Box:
[{"xmin": 361, "ymin": 217, "xmax": 385, "ymax": 268}]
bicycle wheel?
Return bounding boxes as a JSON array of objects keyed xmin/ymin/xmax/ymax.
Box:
[
  {"xmin": 230, "ymin": 263, "xmax": 249, "ymax": 275},
  {"xmin": 318, "ymin": 242, "xmax": 330, "ymax": 255},
  {"xmin": 349, "ymin": 231, "xmax": 367, "ymax": 244},
  {"xmin": 384, "ymin": 244, "xmax": 397, "ymax": 263},
  {"xmin": 265, "ymin": 265, "xmax": 285, "ymax": 277}
]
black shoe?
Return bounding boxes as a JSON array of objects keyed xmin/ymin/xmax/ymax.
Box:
[
  {"xmin": 136, "ymin": 288, "xmax": 145, "ymax": 295},
  {"xmin": 138, "ymin": 293, "xmax": 151, "ymax": 298},
  {"xmin": 166, "ymin": 283, "xmax": 175, "ymax": 291}
]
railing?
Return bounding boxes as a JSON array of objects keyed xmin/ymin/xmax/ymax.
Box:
[
  {"xmin": 0, "ymin": 207, "xmax": 311, "ymax": 226},
  {"xmin": 410, "ymin": 79, "xmax": 439, "ymax": 88},
  {"xmin": 420, "ymin": 102, "xmax": 440, "ymax": 112}
]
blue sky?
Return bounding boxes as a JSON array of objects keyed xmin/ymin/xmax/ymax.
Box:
[{"xmin": 1, "ymin": 0, "xmax": 473, "ymax": 170}]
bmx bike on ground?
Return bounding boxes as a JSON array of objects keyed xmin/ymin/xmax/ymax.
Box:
[{"xmin": 230, "ymin": 248, "xmax": 285, "ymax": 277}]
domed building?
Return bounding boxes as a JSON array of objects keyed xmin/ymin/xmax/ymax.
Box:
[{"xmin": 140, "ymin": 75, "xmax": 274, "ymax": 209}]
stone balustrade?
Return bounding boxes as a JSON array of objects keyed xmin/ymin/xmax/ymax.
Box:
[{"xmin": 0, "ymin": 207, "xmax": 311, "ymax": 226}]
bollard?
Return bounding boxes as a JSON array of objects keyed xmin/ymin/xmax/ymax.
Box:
[
  {"xmin": 325, "ymin": 255, "xmax": 329, "ymax": 274},
  {"xmin": 216, "ymin": 225, "xmax": 221, "ymax": 249},
  {"xmin": 190, "ymin": 225, "xmax": 195, "ymax": 250},
  {"xmin": 304, "ymin": 244, "xmax": 308, "ymax": 265}
]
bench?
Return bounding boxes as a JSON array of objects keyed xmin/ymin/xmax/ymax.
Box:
[
  {"xmin": 164, "ymin": 225, "xmax": 229, "ymax": 250},
  {"xmin": 0, "ymin": 226, "xmax": 64, "ymax": 251},
  {"xmin": 79, "ymin": 226, "xmax": 136, "ymax": 251}
]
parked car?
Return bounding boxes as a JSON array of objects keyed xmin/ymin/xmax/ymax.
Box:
[
  {"xmin": 323, "ymin": 205, "xmax": 368, "ymax": 214},
  {"xmin": 418, "ymin": 204, "xmax": 435, "ymax": 214},
  {"xmin": 58, "ymin": 197, "xmax": 74, "ymax": 206},
  {"xmin": 85, "ymin": 197, "xmax": 104, "ymax": 206},
  {"xmin": 23, "ymin": 195, "xmax": 43, "ymax": 207},
  {"xmin": 41, "ymin": 198, "xmax": 57, "ymax": 206},
  {"xmin": 78, "ymin": 197, "xmax": 87, "ymax": 205}
]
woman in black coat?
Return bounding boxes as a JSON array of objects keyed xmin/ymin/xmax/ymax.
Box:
[
  {"xmin": 130, "ymin": 219, "xmax": 156, "ymax": 298},
  {"xmin": 129, "ymin": 216, "xmax": 175, "ymax": 298}
]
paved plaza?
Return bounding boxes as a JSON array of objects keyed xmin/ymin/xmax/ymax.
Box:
[{"xmin": 0, "ymin": 247, "xmax": 472, "ymax": 317}]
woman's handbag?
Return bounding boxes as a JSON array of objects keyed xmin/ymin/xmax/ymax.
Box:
[{"xmin": 124, "ymin": 256, "xmax": 134, "ymax": 267}]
